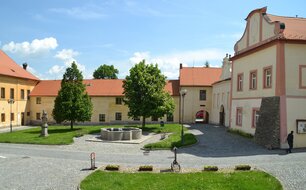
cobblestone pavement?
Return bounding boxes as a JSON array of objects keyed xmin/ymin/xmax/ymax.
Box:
[{"xmin": 0, "ymin": 124, "xmax": 305, "ymax": 190}]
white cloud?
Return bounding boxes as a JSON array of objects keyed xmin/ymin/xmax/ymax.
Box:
[
  {"xmin": 50, "ymin": 5, "xmax": 107, "ymax": 20},
  {"xmin": 128, "ymin": 49, "xmax": 226, "ymax": 79},
  {"xmin": 50, "ymin": 48, "xmax": 87, "ymax": 78},
  {"xmin": 48, "ymin": 65, "xmax": 65, "ymax": 75},
  {"xmin": 2, "ymin": 37, "xmax": 58, "ymax": 55},
  {"xmin": 55, "ymin": 49, "xmax": 79, "ymax": 62},
  {"xmin": 129, "ymin": 51, "xmax": 150, "ymax": 64}
]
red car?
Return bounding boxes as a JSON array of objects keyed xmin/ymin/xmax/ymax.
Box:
[{"xmin": 195, "ymin": 110, "xmax": 209, "ymax": 123}]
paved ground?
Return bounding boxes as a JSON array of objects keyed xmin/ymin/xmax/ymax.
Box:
[{"xmin": 0, "ymin": 124, "xmax": 305, "ymax": 190}]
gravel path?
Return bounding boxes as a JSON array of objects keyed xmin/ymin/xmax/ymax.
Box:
[{"xmin": 0, "ymin": 124, "xmax": 305, "ymax": 190}]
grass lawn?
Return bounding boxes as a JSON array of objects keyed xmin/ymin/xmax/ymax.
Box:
[
  {"xmin": 0, "ymin": 126, "xmax": 103, "ymax": 145},
  {"xmin": 80, "ymin": 170, "xmax": 283, "ymax": 190},
  {"xmin": 0, "ymin": 124, "xmax": 197, "ymax": 148},
  {"xmin": 141, "ymin": 124, "xmax": 197, "ymax": 149}
]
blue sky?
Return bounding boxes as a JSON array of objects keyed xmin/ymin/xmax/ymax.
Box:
[{"xmin": 1, "ymin": 1, "xmax": 305, "ymax": 79}]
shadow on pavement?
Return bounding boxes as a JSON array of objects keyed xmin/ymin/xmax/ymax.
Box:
[{"xmin": 178, "ymin": 124, "xmax": 302, "ymax": 158}]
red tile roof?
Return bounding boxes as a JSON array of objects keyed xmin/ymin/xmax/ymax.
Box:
[
  {"xmin": 0, "ymin": 50, "xmax": 39, "ymax": 81},
  {"xmin": 179, "ymin": 67, "xmax": 222, "ymax": 86},
  {"xmin": 267, "ymin": 14, "xmax": 306, "ymax": 40},
  {"xmin": 30, "ymin": 79, "xmax": 180, "ymax": 97},
  {"xmin": 165, "ymin": 80, "xmax": 180, "ymax": 96}
]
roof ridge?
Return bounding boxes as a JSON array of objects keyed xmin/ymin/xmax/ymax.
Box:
[{"xmin": 267, "ymin": 13, "xmax": 306, "ymax": 20}]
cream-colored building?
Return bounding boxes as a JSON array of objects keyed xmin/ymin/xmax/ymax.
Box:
[
  {"xmin": 0, "ymin": 50, "xmax": 39, "ymax": 128},
  {"xmin": 230, "ymin": 7, "xmax": 306, "ymax": 148},
  {"xmin": 29, "ymin": 79, "xmax": 180, "ymax": 125},
  {"xmin": 211, "ymin": 54, "xmax": 231, "ymax": 127},
  {"xmin": 179, "ymin": 64, "xmax": 222, "ymax": 123}
]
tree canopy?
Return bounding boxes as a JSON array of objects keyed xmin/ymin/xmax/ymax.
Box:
[
  {"xmin": 52, "ymin": 62, "xmax": 93, "ymax": 129},
  {"xmin": 93, "ymin": 64, "xmax": 118, "ymax": 79},
  {"xmin": 205, "ymin": 61, "xmax": 210, "ymax": 68},
  {"xmin": 123, "ymin": 60, "xmax": 175, "ymax": 127}
]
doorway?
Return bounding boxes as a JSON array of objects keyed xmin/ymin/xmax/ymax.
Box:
[
  {"xmin": 219, "ymin": 105, "xmax": 225, "ymax": 126},
  {"xmin": 21, "ymin": 112, "xmax": 25, "ymax": 126}
]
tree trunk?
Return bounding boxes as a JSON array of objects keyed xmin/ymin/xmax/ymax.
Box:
[
  {"xmin": 142, "ymin": 117, "xmax": 146, "ymax": 128},
  {"xmin": 70, "ymin": 120, "xmax": 74, "ymax": 130}
]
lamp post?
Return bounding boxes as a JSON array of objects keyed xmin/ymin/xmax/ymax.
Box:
[
  {"xmin": 180, "ymin": 89, "xmax": 187, "ymax": 145},
  {"xmin": 7, "ymin": 99, "xmax": 15, "ymax": 133}
]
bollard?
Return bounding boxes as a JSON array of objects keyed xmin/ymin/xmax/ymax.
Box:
[
  {"xmin": 171, "ymin": 147, "xmax": 181, "ymax": 172},
  {"xmin": 90, "ymin": 152, "xmax": 97, "ymax": 170}
]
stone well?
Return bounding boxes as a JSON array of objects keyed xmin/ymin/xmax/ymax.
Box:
[{"xmin": 100, "ymin": 127, "xmax": 142, "ymax": 141}]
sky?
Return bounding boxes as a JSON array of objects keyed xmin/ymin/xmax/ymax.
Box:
[{"xmin": 1, "ymin": 1, "xmax": 306, "ymax": 80}]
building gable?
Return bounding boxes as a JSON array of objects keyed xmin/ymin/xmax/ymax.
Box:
[{"xmin": 234, "ymin": 7, "xmax": 306, "ymax": 56}]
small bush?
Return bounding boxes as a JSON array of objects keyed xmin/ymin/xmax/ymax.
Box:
[
  {"xmin": 138, "ymin": 165, "xmax": 153, "ymax": 171},
  {"xmin": 105, "ymin": 165, "xmax": 120, "ymax": 171},
  {"xmin": 227, "ymin": 128, "xmax": 253, "ymax": 139},
  {"xmin": 235, "ymin": 165, "xmax": 251, "ymax": 171},
  {"xmin": 203, "ymin": 166, "xmax": 218, "ymax": 171}
]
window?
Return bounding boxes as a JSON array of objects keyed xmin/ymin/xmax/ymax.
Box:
[
  {"xmin": 116, "ymin": 97, "xmax": 123, "ymax": 105},
  {"xmin": 10, "ymin": 88, "xmax": 14, "ymax": 99},
  {"xmin": 252, "ymin": 108, "xmax": 260, "ymax": 128},
  {"xmin": 115, "ymin": 112, "xmax": 122, "ymax": 121},
  {"xmin": 27, "ymin": 112, "xmax": 30, "ymax": 116},
  {"xmin": 264, "ymin": 67, "xmax": 272, "ymax": 88},
  {"xmin": 151, "ymin": 116, "xmax": 158, "ymax": 121},
  {"xmin": 167, "ymin": 113, "xmax": 174, "ymax": 122},
  {"xmin": 27, "ymin": 90, "xmax": 30, "ymax": 100},
  {"xmin": 11, "ymin": 113, "xmax": 14, "ymax": 121},
  {"xmin": 21, "ymin": 89, "xmax": 25, "ymax": 100},
  {"xmin": 36, "ymin": 113, "xmax": 41, "ymax": 120},
  {"xmin": 249, "ymin": 71, "xmax": 257, "ymax": 90},
  {"xmin": 1, "ymin": 88, "xmax": 5, "ymax": 99},
  {"xmin": 1, "ymin": 113, "xmax": 5, "ymax": 122},
  {"xmin": 99, "ymin": 114, "xmax": 106, "ymax": 122},
  {"xmin": 237, "ymin": 73, "xmax": 243, "ymax": 91},
  {"xmin": 199, "ymin": 90, "xmax": 206, "ymax": 101},
  {"xmin": 36, "ymin": 97, "xmax": 41, "ymax": 104},
  {"xmin": 236, "ymin": 108, "xmax": 242, "ymax": 126}
]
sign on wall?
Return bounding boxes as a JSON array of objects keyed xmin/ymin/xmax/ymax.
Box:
[{"xmin": 296, "ymin": 120, "xmax": 306, "ymax": 134}]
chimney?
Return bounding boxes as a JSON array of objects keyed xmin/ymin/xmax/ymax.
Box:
[
  {"xmin": 180, "ymin": 63, "xmax": 183, "ymax": 69},
  {"xmin": 22, "ymin": 62, "xmax": 28, "ymax": 70}
]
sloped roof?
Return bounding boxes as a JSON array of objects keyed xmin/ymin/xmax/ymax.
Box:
[
  {"xmin": 30, "ymin": 79, "xmax": 180, "ymax": 97},
  {"xmin": 0, "ymin": 50, "xmax": 39, "ymax": 81},
  {"xmin": 179, "ymin": 67, "xmax": 222, "ymax": 86},
  {"xmin": 165, "ymin": 80, "xmax": 180, "ymax": 96},
  {"xmin": 267, "ymin": 14, "xmax": 306, "ymax": 40}
]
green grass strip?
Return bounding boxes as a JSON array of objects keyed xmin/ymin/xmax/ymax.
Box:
[{"xmin": 80, "ymin": 170, "xmax": 283, "ymax": 190}]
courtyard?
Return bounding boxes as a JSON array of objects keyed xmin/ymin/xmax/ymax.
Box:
[{"xmin": 0, "ymin": 124, "xmax": 305, "ymax": 190}]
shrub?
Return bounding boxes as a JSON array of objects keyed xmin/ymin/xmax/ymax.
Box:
[
  {"xmin": 203, "ymin": 166, "xmax": 218, "ymax": 171},
  {"xmin": 235, "ymin": 165, "xmax": 251, "ymax": 171},
  {"xmin": 227, "ymin": 128, "xmax": 253, "ymax": 139},
  {"xmin": 138, "ymin": 165, "xmax": 153, "ymax": 171},
  {"xmin": 105, "ymin": 165, "xmax": 120, "ymax": 171}
]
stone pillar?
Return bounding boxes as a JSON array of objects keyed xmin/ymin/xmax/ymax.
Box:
[
  {"xmin": 254, "ymin": 97, "xmax": 280, "ymax": 149},
  {"xmin": 40, "ymin": 110, "xmax": 49, "ymax": 137}
]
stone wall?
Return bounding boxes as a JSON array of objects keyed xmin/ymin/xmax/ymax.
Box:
[{"xmin": 254, "ymin": 96, "xmax": 280, "ymax": 149}]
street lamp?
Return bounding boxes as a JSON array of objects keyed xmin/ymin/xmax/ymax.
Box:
[
  {"xmin": 7, "ymin": 99, "xmax": 15, "ymax": 133},
  {"xmin": 180, "ymin": 89, "xmax": 187, "ymax": 145}
]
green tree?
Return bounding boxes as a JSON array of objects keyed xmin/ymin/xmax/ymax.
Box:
[
  {"xmin": 123, "ymin": 60, "xmax": 175, "ymax": 127},
  {"xmin": 93, "ymin": 64, "xmax": 118, "ymax": 79},
  {"xmin": 52, "ymin": 62, "xmax": 93, "ymax": 130},
  {"xmin": 205, "ymin": 61, "xmax": 210, "ymax": 68}
]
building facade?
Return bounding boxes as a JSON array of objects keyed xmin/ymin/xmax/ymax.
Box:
[
  {"xmin": 29, "ymin": 79, "xmax": 180, "ymax": 125},
  {"xmin": 211, "ymin": 54, "xmax": 231, "ymax": 127},
  {"xmin": 0, "ymin": 51, "xmax": 39, "ymax": 128},
  {"xmin": 230, "ymin": 7, "xmax": 306, "ymax": 148}
]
